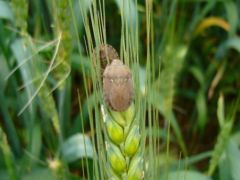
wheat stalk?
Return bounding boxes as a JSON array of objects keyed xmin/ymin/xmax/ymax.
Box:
[
  {"xmin": 0, "ymin": 127, "xmax": 16, "ymax": 179},
  {"xmin": 52, "ymin": 0, "xmax": 72, "ymax": 90}
]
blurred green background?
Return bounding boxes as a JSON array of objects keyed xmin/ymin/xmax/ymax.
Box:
[{"xmin": 0, "ymin": 0, "xmax": 240, "ymax": 179}]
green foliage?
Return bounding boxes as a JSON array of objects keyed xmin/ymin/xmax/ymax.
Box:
[
  {"xmin": 0, "ymin": 127, "xmax": 16, "ymax": 180},
  {"xmin": 208, "ymin": 96, "xmax": 239, "ymax": 176},
  {"xmin": 163, "ymin": 170, "xmax": 212, "ymax": 180},
  {"xmin": 11, "ymin": 0, "xmax": 28, "ymax": 33},
  {"xmin": 61, "ymin": 133, "xmax": 94, "ymax": 163},
  {"xmin": 0, "ymin": 0, "xmax": 240, "ymax": 179},
  {"xmin": 0, "ymin": 0, "xmax": 13, "ymax": 21}
]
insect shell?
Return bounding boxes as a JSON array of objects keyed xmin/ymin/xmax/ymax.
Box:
[
  {"xmin": 103, "ymin": 59, "xmax": 133, "ymax": 112},
  {"xmin": 93, "ymin": 44, "xmax": 119, "ymax": 74}
]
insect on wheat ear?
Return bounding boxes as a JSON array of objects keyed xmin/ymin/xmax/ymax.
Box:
[
  {"xmin": 95, "ymin": 45, "xmax": 143, "ymax": 179},
  {"xmin": 103, "ymin": 59, "xmax": 133, "ymax": 112}
]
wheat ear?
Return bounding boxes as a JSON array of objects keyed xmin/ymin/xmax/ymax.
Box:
[{"xmin": 101, "ymin": 104, "xmax": 143, "ymax": 180}]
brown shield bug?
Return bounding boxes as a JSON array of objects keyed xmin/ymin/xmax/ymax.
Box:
[
  {"xmin": 93, "ymin": 44, "xmax": 119, "ymax": 74},
  {"xmin": 103, "ymin": 59, "xmax": 133, "ymax": 111}
]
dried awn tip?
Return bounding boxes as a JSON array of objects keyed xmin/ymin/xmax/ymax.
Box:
[
  {"xmin": 93, "ymin": 44, "xmax": 119, "ymax": 72},
  {"xmin": 103, "ymin": 59, "xmax": 133, "ymax": 111}
]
